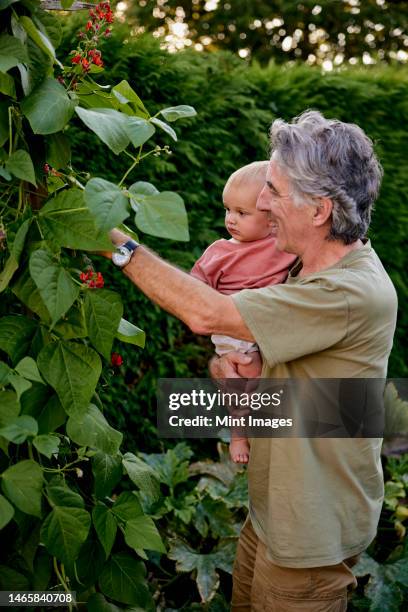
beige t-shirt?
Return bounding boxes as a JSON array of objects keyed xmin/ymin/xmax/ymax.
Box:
[{"xmin": 232, "ymin": 241, "xmax": 398, "ymax": 568}]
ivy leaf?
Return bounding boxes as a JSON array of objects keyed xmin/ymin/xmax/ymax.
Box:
[
  {"xmin": 116, "ymin": 318, "xmax": 145, "ymax": 349},
  {"xmin": 15, "ymin": 357, "xmax": 45, "ymax": 384},
  {"xmin": 169, "ymin": 539, "xmax": 236, "ymax": 602},
  {"xmin": 40, "ymin": 506, "xmax": 91, "ymax": 567},
  {"xmin": 92, "ymin": 502, "xmax": 117, "ymax": 559},
  {"xmin": 75, "ymin": 107, "xmax": 130, "ymax": 155},
  {"xmin": 111, "ymin": 491, "xmax": 143, "ymax": 523},
  {"xmin": 1, "ymin": 459, "xmax": 43, "ymax": 517},
  {"xmin": 124, "ymin": 516, "xmax": 166, "ymax": 553},
  {"xmin": 39, "ymin": 189, "xmax": 112, "ymax": 251},
  {"xmin": 159, "ymin": 105, "xmax": 197, "ymax": 122},
  {"xmin": 150, "ymin": 116, "xmax": 177, "ymax": 141},
  {"xmin": 5, "ymin": 150, "xmax": 36, "ymax": 186},
  {"xmin": 0, "ymin": 315, "xmax": 37, "ymax": 365},
  {"xmin": 0, "ymin": 494, "xmax": 14, "ymax": 530},
  {"xmin": 84, "ymin": 290, "xmax": 123, "ymax": 360},
  {"xmin": 32, "ymin": 434, "xmax": 60, "ymax": 459},
  {"xmin": 66, "ymin": 404, "xmax": 123, "ymax": 455},
  {"xmin": 98, "ymin": 552, "xmax": 150, "ymax": 607},
  {"xmin": 29, "ymin": 250, "xmax": 80, "ymax": 327},
  {"xmin": 84, "ymin": 178, "xmax": 129, "ymax": 232},
  {"xmin": 0, "ymin": 34, "xmax": 28, "ymax": 73},
  {"xmin": 0, "ymin": 415, "xmax": 38, "ymax": 444},
  {"xmin": 21, "ymin": 78, "xmax": 76, "ymax": 135},
  {"xmin": 37, "ymin": 341, "xmax": 102, "ymax": 418},
  {"xmin": 134, "ymin": 191, "xmax": 189, "ymax": 241},
  {"xmin": 92, "ymin": 452, "xmax": 123, "ymax": 499},
  {"xmin": 122, "ymin": 453, "xmax": 160, "ymax": 502}
]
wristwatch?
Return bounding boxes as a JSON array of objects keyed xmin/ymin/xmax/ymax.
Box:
[{"xmin": 112, "ymin": 240, "xmax": 139, "ymax": 268}]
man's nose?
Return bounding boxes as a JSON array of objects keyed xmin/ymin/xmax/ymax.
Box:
[{"xmin": 256, "ymin": 187, "xmax": 270, "ymax": 211}]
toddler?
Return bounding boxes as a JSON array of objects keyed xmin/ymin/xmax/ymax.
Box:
[{"xmin": 191, "ymin": 161, "xmax": 296, "ymax": 463}]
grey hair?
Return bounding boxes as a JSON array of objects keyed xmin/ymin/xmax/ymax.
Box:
[{"xmin": 270, "ymin": 110, "xmax": 383, "ymax": 244}]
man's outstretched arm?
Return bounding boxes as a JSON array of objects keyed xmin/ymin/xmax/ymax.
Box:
[{"xmin": 105, "ymin": 229, "xmax": 254, "ymax": 341}]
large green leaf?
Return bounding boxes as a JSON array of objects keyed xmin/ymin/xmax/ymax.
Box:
[
  {"xmin": 84, "ymin": 290, "xmax": 123, "ymax": 360},
  {"xmin": 66, "ymin": 404, "xmax": 123, "ymax": 455},
  {"xmin": 116, "ymin": 318, "xmax": 145, "ymax": 349},
  {"xmin": 15, "ymin": 357, "xmax": 44, "ymax": 384},
  {"xmin": 92, "ymin": 452, "xmax": 123, "ymax": 499},
  {"xmin": 169, "ymin": 539, "xmax": 236, "ymax": 602},
  {"xmin": 0, "ymin": 35, "xmax": 27, "ymax": 73},
  {"xmin": 46, "ymin": 132, "xmax": 71, "ymax": 169},
  {"xmin": 1, "ymin": 459, "xmax": 43, "ymax": 517},
  {"xmin": 40, "ymin": 506, "xmax": 91, "ymax": 567},
  {"xmin": 37, "ymin": 341, "xmax": 102, "ymax": 417},
  {"xmin": 30, "ymin": 250, "xmax": 80, "ymax": 327},
  {"xmin": 32, "ymin": 434, "xmax": 60, "ymax": 459},
  {"xmin": 126, "ymin": 117, "xmax": 155, "ymax": 148},
  {"xmin": 0, "ymin": 566, "xmax": 29, "ymax": 590},
  {"xmin": 111, "ymin": 491, "xmax": 143, "ymax": 523},
  {"xmin": 5, "ymin": 150, "xmax": 36, "ymax": 186},
  {"xmin": 53, "ymin": 304, "xmax": 88, "ymax": 340},
  {"xmin": 112, "ymin": 81, "xmax": 149, "ymax": 118},
  {"xmin": 0, "ymin": 219, "xmax": 32, "ymax": 293},
  {"xmin": 159, "ymin": 105, "xmax": 197, "ymax": 122},
  {"xmin": 0, "ymin": 315, "xmax": 37, "ymax": 365},
  {"xmin": 11, "ymin": 270, "xmax": 51, "ymax": 325},
  {"xmin": 133, "ymin": 191, "xmax": 189, "ymax": 241},
  {"xmin": 92, "ymin": 502, "xmax": 117, "ymax": 558},
  {"xmin": 19, "ymin": 16, "xmax": 60, "ymax": 67},
  {"xmin": 75, "ymin": 107, "xmax": 130, "ymax": 155},
  {"xmin": 85, "ymin": 178, "xmax": 129, "ymax": 232},
  {"xmin": 0, "ymin": 71, "xmax": 16, "ymax": 98},
  {"xmin": 98, "ymin": 552, "xmax": 150, "ymax": 607},
  {"xmin": 36, "ymin": 394, "xmax": 66, "ymax": 434},
  {"xmin": 0, "ymin": 415, "xmax": 38, "ymax": 444},
  {"xmin": 45, "ymin": 477, "xmax": 84, "ymax": 508},
  {"xmin": 150, "ymin": 116, "xmax": 177, "ymax": 141},
  {"xmin": 87, "ymin": 593, "xmax": 121, "ymax": 612},
  {"xmin": 124, "ymin": 516, "xmax": 165, "ymax": 553},
  {"xmin": 122, "ymin": 453, "xmax": 160, "ymax": 501},
  {"xmin": 0, "ymin": 390, "xmax": 20, "ymax": 427},
  {"xmin": 39, "ymin": 189, "xmax": 112, "ymax": 251},
  {"xmin": 0, "ymin": 494, "xmax": 14, "ymax": 530},
  {"xmin": 21, "ymin": 78, "xmax": 76, "ymax": 135}
]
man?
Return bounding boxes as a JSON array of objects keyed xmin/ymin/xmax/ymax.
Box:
[{"xmin": 105, "ymin": 110, "xmax": 397, "ymax": 610}]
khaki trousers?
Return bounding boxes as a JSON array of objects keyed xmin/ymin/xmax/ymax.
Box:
[{"xmin": 232, "ymin": 518, "xmax": 359, "ymax": 611}]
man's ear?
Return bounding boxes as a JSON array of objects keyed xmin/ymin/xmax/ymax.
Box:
[{"xmin": 312, "ymin": 197, "xmax": 333, "ymax": 227}]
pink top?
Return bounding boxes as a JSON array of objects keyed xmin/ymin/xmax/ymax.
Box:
[{"xmin": 191, "ymin": 236, "xmax": 297, "ymax": 295}]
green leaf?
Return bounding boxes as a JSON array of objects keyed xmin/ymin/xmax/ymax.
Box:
[
  {"xmin": 0, "ymin": 71, "xmax": 15, "ymax": 98},
  {"xmin": 134, "ymin": 192, "xmax": 189, "ymax": 241},
  {"xmin": 98, "ymin": 552, "xmax": 150, "ymax": 606},
  {"xmin": 150, "ymin": 117, "xmax": 177, "ymax": 141},
  {"xmin": 15, "ymin": 357, "xmax": 44, "ymax": 384},
  {"xmin": 0, "ymin": 390, "xmax": 20, "ymax": 427},
  {"xmin": 0, "ymin": 100, "xmax": 10, "ymax": 146},
  {"xmin": 0, "ymin": 315, "xmax": 37, "ymax": 364},
  {"xmin": 29, "ymin": 250, "xmax": 80, "ymax": 327},
  {"xmin": 159, "ymin": 105, "xmax": 197, "ymax": 122},
  {"xmin": 111, "ymin": 491, "xmax": 143, "ymax": 523},
  {"xmin": 1, "ymin": 459, "xmax": 43, "ymax": 517},
  {"xmin": 0, "ymin": 494, "xmax": 14, "ymax": 530},
  {"xmin": 87, "ymin": 593, "xmax": 121, "ymax": 612},
  {"xmin": 0, "ymin": 34, "xmax": 28, "ymax": 73},
  {"xmin": 0, "ymin": 362, "xmax": 11, "ymax": 386},
  {"xmin": 21, "ymin": 78, "xmax": 76, "ymax": 135},
  {"xmin": 53, "ymin": 303, "xmax": 87, "ymax": 340},
  {"xmin": 128, "ymin": 181, "xmax": 159, "ymax": 197},
  {"xmin": 0, "ymin": 566, "xmax": 29, "ymax": 590},
  {"xmin": 19, "ymin": 16, "xmax": 60, "ymax": 67},
  {"xmin": 66, "ymin": 404, "xmax": 123, "ymax": 455},
  {"xmin": 112, "ymin": 81, "xmax": 149, "ymax": 118},
  {"xmin": 126, "ymin": 117, "xmax": 155, "ymax": 148},
  {"xmin": 40, "ymin": 506, "xmax": 91, "ymax": 567},
  {"xmin": 124, "ymin": 516, "xmax": 165, "ymax": 553},
  {"xmin": 46, "ymin": 132, "xmax": 71, "ymax": 169},
  {"xmin": 0, "ymin": 0, "xmax": 20, "ymax": 11},
  {"xmin": 0, "ymin": 415, "xmax": 38, "ymax": 443},
  {"xmin": 169, "ymin": 539, "xmax": 236, "ymax": 602},
  {"xmin": 0, "ymin": 165, "xmax": 12, "ymax": 180},
  {"xmin": 92, "ymin": 451, "xmax": 123, "ymax": 499},
  {"xmin": 37, "ymin": 341, "xmax": 102, "ymax": 417},
  {"xmin": 5, "ymin": 150, "xmax": 36, "ymax": 186},
  {"xmin": 85, "ymin": 178, "xmax": 129, "ymax": 232},
  {"xmin": 34, "ymin": 9, "xmax": 62, "ymax": 50},
  {"xmin": 122, "ymin": 453, "xmax": 160, "ymax": 501},
  {"xmin": 32, "ymin": 434, "xmax": 60, "ymax": 458},
  {"xmin": 45, "ymin": 478, "xmax": 84, "ymax": 508},
  {"xmin": 12, "ymin": 270, "xmax": 51, "ymax": 324},
  {"xmin": 92, "ymin": 502, "xmax": 117, "ymax": 558},
  {"xmin": 7, "ymin": 374, "xmax": 32, "ymax": 401},
  {"xmin": 39, "ymin": 189, "xmax": 112, "ymax": 251},
  {"xmin": 75, "ymin": 107, "xmax": 130, "ymax": 155},
  {"xmin": 84, "ymin": 290, "xmax": 123, "ymax": 360},
  {"xmin": 116, "ymin": 318, "xmax": 145, "ymax": 349},
  {"xmin": 0, "ymin": 219, "xmax": 32, "ymax": 293},
  {"xmin": 36, "ymin": 394, "xmax": 66, "ymax": 435}
]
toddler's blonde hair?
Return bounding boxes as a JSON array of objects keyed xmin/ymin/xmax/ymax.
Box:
[{"xmin": 223, "ymin": 160, "xmax": 269, "ymax": 196}]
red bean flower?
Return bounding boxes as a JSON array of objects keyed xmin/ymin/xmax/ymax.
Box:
[
  {"xmin": 80, "ymin": 270, "xmax": 105, "ymax": 288},
  {"xmin": 111, "ymin": 352, "xmax": 124, "ymax": 367},
  {"xmin": 71, "ymin": 53, "xmax": 82, "ymax": 64}
]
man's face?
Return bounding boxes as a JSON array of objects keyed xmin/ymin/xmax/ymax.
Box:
[{"xmin": 256, "ymin": 158, "xmax": 313, "ymax": 254}]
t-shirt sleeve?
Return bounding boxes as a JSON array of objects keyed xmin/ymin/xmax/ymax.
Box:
[
  {"xmin": 232, "ymin": 280, "xmax": 349, "ymax": 367},
  {"xmin": 190, "ymin": 244, "xmax": 223, "ymax": 289}
]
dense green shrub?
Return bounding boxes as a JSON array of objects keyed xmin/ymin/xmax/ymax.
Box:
[{"xmin": 58, "ymin": 23, "xmax": 408, "ymax": 452}]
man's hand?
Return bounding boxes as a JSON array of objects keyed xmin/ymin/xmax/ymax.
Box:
[{"xmin": 209, "ymin": 351, "xmax": 262, "ymax": 379}]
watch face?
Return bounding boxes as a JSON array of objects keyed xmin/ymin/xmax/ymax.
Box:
[{"xmin": 112, "ymin": 246, "xmax": 131, "ymax": 267}]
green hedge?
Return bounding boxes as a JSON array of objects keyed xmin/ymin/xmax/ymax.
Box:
[{"xmin": 60, "ymin": 23, "xmax": 408, "ymax": 448}]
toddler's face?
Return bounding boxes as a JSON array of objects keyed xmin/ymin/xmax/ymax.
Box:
[{"xmin": 223, "ymin": 184, "xmax": 274, "ymax": 242}]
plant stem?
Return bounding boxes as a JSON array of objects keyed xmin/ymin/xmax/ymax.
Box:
[
  {"xmin": 53, "ymin": 558, "xmax": 74, "ymax": 612},
  {"xmin": 8, "ymin": 107, "xmax": 13, "ymax": 156}
]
